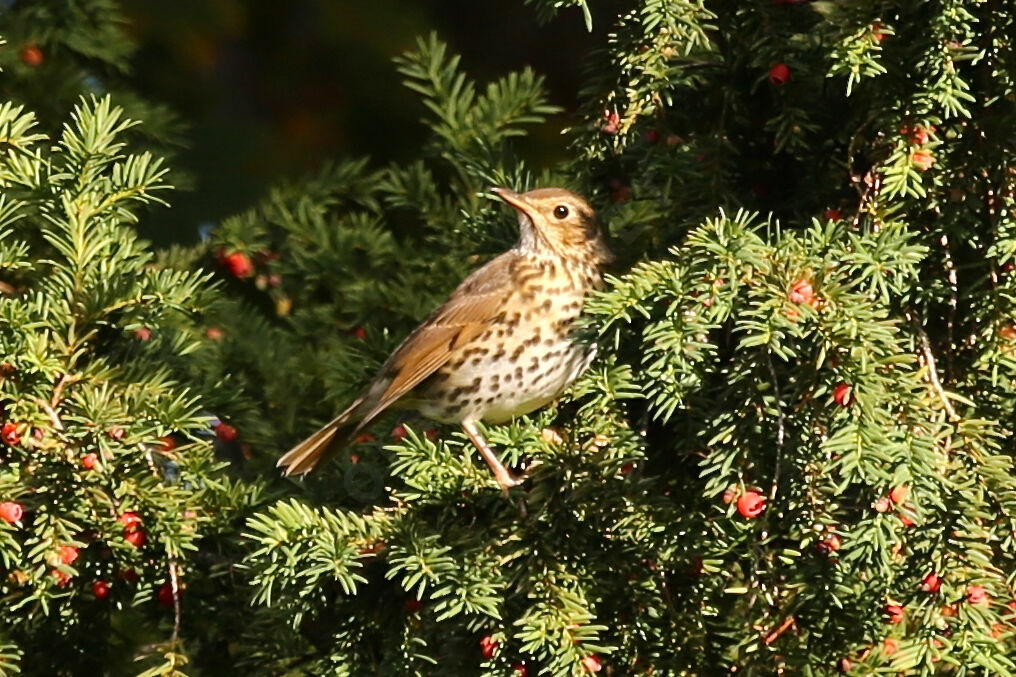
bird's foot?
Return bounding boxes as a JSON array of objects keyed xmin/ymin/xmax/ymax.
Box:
[
  {"xmin": 494, "ymin": 472, "xmax": 529, "ymax": 517},
  {"xmin": 496, "ymin": 470, "xmax": 526, "ymax": 495}
]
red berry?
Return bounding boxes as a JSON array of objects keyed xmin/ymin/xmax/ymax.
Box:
[
  {"xmin": 221, "ymin": 251, "xmax": 254, "ymax": 278},
  {"xmin": 824, "ymin": 208, "xmax": 843, "ymax": 221},
  {"xmin": 512, "ymin": 664, "xmax": 528, "ymax": 677},
  {"xmin": 611, "ymin": 186, "xmax": 632, "ymax": 203},
  {"xmin": 119, "ymin": 512, "xmax": 143, "ymax": 531},
  {"xmin": 967, "ymin": 585, "xmax": 989, "ymax": 605},
  {"xmin": 134, "ymin": 327, "xmax": 152, "ymax": 341},
  {"xmin": 354, "ymin": 433, "xmax": 376, "ymax": 444},
  {"xmin": 898, "ymin": 513, "xmax": 916, "ymax": 528},
  {"xmin": 620, "ymin": 462, "xmax": 635, "ymax": 476},
  {"xmin": 81, "ymin": 453, "xmax": 99, "ymax": 470},
  {"xmin": 921, "ymin": 573, "xmax": 942, "ymax": 594},
  {"xmin": 789, "ymin": 279, "xmax": 813, "ymax": 304},
  {"xmin": 108, "ymin": 426, "xmax": 126, "ymax": 441},
  {"xmin": 0, "ymin": 501, "xmax": 24, "ymax": 524},
  {"xmin": 159, "ymin": 436, "xmax": 177, "ymax": 451},
  {"xmin": 425, "ymin": 429, "xmax": 440, "ymax": 442},
  {"xmin": 817, "ymin": 533, "xmax": 841, "ymax": 554},
  {"xmin": 886, "ymin": 603, "xmax": 905, "ymax": 624},
  {"xmin": 479, "ymin": 635, "xmax": 499, "ymax": 659},
  {"xmin": 582, "ymin": 655, "xmax": 603, "ymax": 673},
  {"xmin": 768, "ymin": 63, "xmax": 792, "ymax": 85},
  {"xmin": 737, "ymin": 490, "xmax": 766, "ymax": 519},
  {"xmin": 907, "ymin": 125, "xmax": 930, "ymax": 146},
  {"xmin": 215, "ymin": 422, "xmax": 238, "ymax": 442},
  {"xmin": 873, "ymin": 496, "xmax": 892, "ymax": 513},
  {"xmin": 352, "ymin": 326, "xmax": 367, "ymax": 340},
  {"xmin": 911, "ymin": 149, "xmax": 935, "ymax": 171},
  {"xmin": 643, "ymin": 129, "xmax": 660, "ymax": 144},
  {"xmin": 870, "ymin": 23, "xmax": 888, "ymax": 43},
  {"xmin": 601, "ymin": 110, "xmax": 620, "ymax": 134},
  {"xmin": 125, "ymin": 528, "xmax": 147, "ymax": 548},
  {"xmin": 404, "ymin": 598, "xmax": 422, "ymax": 612},
  {"xmin": 93, "ymin": 580, "xmax": 111, "ymax": 599},
  {"xmin": 832, "ymin": 382, "xmax": 853, "ymax": 407},
  {"xmin": 205, "ymin": 327, "xmax": 225, "ymax": 341},
  {"xmin": 119, "ymin": 568, "xmax": 139, "ymax": 584},
  {"xmin": 1001, "ymin": 326, "xmax": 1016, "ymax": 341},
  {"xmin": 58, "ymin": 545, "xmax": 79, "ymax": 565},
  {"xmin": 391, "ymin": 424, "xmax": 408, "ymax": 442},
  {"xmin": 0, "ymin": 423, "xmax": 20, "ymax": 447},
  {"xmin": 883, "ymin": 637, "xmax": 899, "ymax": 655},
  {"xmin": 20, "ymin": 45, "xmax": 44, "ymax": 67},
  {"xmin": 52, "ymin": 569, "xmax": 72, "ymax": 587},
  {"xmin": 157, "ymin": 582, "xmax": 176, "ymax": 607},
  {"xmin": 1, "ymin": 422, "xmax": 21, "ymax": 446},
  {"xmin": 889, "ymin": 485, "xmax": 909, "ymax": 504}
]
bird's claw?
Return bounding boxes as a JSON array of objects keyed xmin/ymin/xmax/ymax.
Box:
[{"xmin": 496, "ymin": 471, "xmax": 526, "ymax": 495}]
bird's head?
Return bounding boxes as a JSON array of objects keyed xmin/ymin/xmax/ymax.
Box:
[{"xmin": 492, "ymin": 187, "xmax": 612, "ymax": 267}]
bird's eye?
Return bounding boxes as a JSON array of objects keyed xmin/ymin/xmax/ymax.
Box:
[{"xmin": 553, "ymin": 205, "xmax": 569, "ymax": 219}]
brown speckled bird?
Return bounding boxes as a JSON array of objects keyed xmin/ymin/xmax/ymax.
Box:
[{"xmin": 277, "ymin": 187, "xmax": 612, "ymax": 489}]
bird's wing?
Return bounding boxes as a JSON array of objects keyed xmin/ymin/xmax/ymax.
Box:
[{"xmin": 354, "ymin": 252, "xmax": 517, "ymax": 425}]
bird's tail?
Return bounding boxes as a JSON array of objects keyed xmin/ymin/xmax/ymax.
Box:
[{"xmin": 277, "ymin": 399, "xmax": 365, "ymax": 476}]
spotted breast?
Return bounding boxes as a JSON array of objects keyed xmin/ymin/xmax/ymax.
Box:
[{"xmin": 409, "ymin": 251, "xmax": 599, "ymax": 425}]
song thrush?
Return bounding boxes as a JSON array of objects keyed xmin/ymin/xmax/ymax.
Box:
[{"xmin": 277, "ymin": 187, "xmax": 612, "ymax": 489}]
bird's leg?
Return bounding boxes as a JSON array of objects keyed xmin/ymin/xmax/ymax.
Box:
[{"xmin": 461, "ymin": 420, "xmax": 524, "ymax": 491}]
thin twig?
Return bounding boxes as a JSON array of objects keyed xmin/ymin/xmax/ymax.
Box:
[
  {"xmin": 940, "ymin": 233, "xmax": 958, "ymax": 379},
  {"xmin": 764, "ymin": 615, "xmax": 796, "ymax": 645},
  {"xmin": 36, "ymin": 399, "xmax": 63, "ymax": 431},
  {"xmin": 141, "ymin": 442, "xmax": 160, "ymax": 475},
  {"xmin": 766, "ymin": 354, "xmax": 785, "ymax": 501},
  {"xmin": 142, "ymin": 442, "xmax": 183, "ymax": 645},
  {"xmin": 656, "ymin": 569, "xmax": 678, "ymax": 620},
  {"xmin": 50, "ymin": 372, "xmax": 78, "ymax": 408},
  {"xmin": 913, "ymin": 321, "xmax": 960, "ymax": 421},
  {"xmin": 169, "ymin": 559, "xmax": 182, "ymax": 643}
]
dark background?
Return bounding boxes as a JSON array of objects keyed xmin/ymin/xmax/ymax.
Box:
[{"xmin": 121, "ymin": 0, "xmax": 609, "ymax": 238}]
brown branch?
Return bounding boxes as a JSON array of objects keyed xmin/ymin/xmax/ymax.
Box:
[
  {"xmin": 914, "ymin": 323, "xmax": 960, "ymax": 422},
  {"xmin": 36, "ymin": 399, "xmax": 64, "ymax": 431},
  {"xmin": 141, "ymin": 440, "xmax": 183, "ymax": 646},
  {"xmin": 50, "ymin": 372, "xmax": 79, "ymax": 408},
  {"xmin": 763, "ymin": 615, "xmax": 796, "ymax": 645},
  {"xmin": 169, "ymin": 559, "xmax": 182, "ymax": 644},
  {"xmin": 940, "ymin": 233, "xmax": 958, "ymax": 379}
]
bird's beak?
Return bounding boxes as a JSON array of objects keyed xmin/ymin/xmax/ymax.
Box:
[{"xmin": 492, "ymin": 187, "xmax": 536, "ymax": 220}]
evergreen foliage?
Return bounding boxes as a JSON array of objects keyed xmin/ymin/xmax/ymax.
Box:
[
  {"xmin": 0, "ymin": 0, "xmax": 184, "ymax": 163},
  {"xmin": 0, "ymin": 93, "xmax": 251, "ymax": 675},
  {"xmin": 4, "ymin": 0, "xmax": 1016, "ymax": 675}
]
